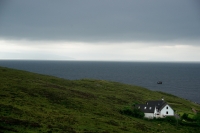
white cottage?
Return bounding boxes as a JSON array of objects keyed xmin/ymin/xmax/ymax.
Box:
[{"xmin": 136, "ymin": 99, "xmax": 174, "ymax": 119}]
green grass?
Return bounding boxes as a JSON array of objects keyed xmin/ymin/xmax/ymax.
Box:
[{"xmin": 0, "ymin": 66, "xmax": 200, "ymax": 133}]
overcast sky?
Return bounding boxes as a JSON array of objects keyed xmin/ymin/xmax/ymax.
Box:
[{"xmin": 0, "ymin": 0, "xmax": 200, "ymax": 61}]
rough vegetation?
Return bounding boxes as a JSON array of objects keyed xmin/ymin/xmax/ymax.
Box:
[{"xmin": 0, "ymin": 66, "xmax": 200, "ymax": 133}]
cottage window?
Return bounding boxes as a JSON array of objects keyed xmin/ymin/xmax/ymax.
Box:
[
  {"xmin": 144, "ymin": 107, "xmax": 146, "ymax": 109},
  {"xmin": 166, "ymin": 106, "xmax": 168, "ymax": 109},
  {"xmin": 149, "ymin": 107, "xmax": 152, "ymax": 110},
  {"xmin": 166, "ymin": 111, "xmax": 168, "ymax": 114},
  {"xmin": 138, "ymin": 106, "xmax": 140, "ymax": 109}
]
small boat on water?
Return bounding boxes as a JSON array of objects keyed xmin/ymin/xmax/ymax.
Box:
[{"xmin": 157, "ymin": 81, "xmax": 162, "ymax": 84}]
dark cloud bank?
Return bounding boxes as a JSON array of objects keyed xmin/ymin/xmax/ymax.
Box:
[{"xmin": 0, "ymin": 0, "xmax": 200, "ymax": 42}]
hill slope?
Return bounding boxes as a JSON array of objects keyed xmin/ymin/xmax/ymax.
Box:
[{"xmin": 0, "ymin": 66, "xmax": 200, "ymax": 133}]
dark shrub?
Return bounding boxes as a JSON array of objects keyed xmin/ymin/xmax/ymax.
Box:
[
  {"xmin": 180, "ymin": 121, "xmax": 199, "ymax": 127},
  {"xmin": 165, "ymin": 116, "xmax": 177, "ymax": 125},
  {"xmin": 181, "ymin": 113, "xmax": 194, "ymax": 122},
  {"xmin": 120, "ymin": 107, "xmax": 144, "ymax": 118},
  {"xmin": 182, "ymin": 113, "xmax": 188, "ymax": 120},
  {"xmin": 133, "ymin": 108, "xmax": 144, "ymax": 118},
  {"xmin": 194, "ymin": 112, "xmax": 200, "ymax": 126},
  {"xmin": 120, "ymin": 107, "xmax": 133, "ymax": 116}
]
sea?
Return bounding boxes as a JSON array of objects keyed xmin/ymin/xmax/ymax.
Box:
[{"xmin": 0, "ymin": 60, "xmax": 200, "ymax": 104}]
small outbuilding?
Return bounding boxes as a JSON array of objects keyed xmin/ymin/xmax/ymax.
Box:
[{"xmin": 135, "ymin": 99, "xmax": 174, "ymax": 119}]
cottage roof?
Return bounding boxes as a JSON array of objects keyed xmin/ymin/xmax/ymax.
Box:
[
  {"xmin": 146, "ymin": 100, "xmax": 167, "ymax": 109},
  {"xmin": 135, "ymin": 100, "xmax": 168, "ymax": 113},
  {"xmin": 135, "ymin": 104, "xmax": 155, "ymax": 113}
]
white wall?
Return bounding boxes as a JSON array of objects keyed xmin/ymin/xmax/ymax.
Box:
[
  {"xmin": 160, "ymin": 105, "xmax": 174, "ymax": 118},
  {"xmin": 144, "ymin": 113, "xmax": 154, "ymax": 119}
]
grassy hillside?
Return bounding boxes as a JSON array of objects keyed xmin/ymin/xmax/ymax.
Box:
[{"xmin": 0, "ymin": 66, "xmax": 200, "ymax": 133}]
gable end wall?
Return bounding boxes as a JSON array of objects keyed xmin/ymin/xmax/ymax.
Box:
[{"xmin": 160, "ymin": 104, "xmax": 174, "ymax": 117}]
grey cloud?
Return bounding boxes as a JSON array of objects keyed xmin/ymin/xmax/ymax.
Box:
[{"xmin": 0, "ymin": 0, "xmax": 200, "ymax": 42}]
